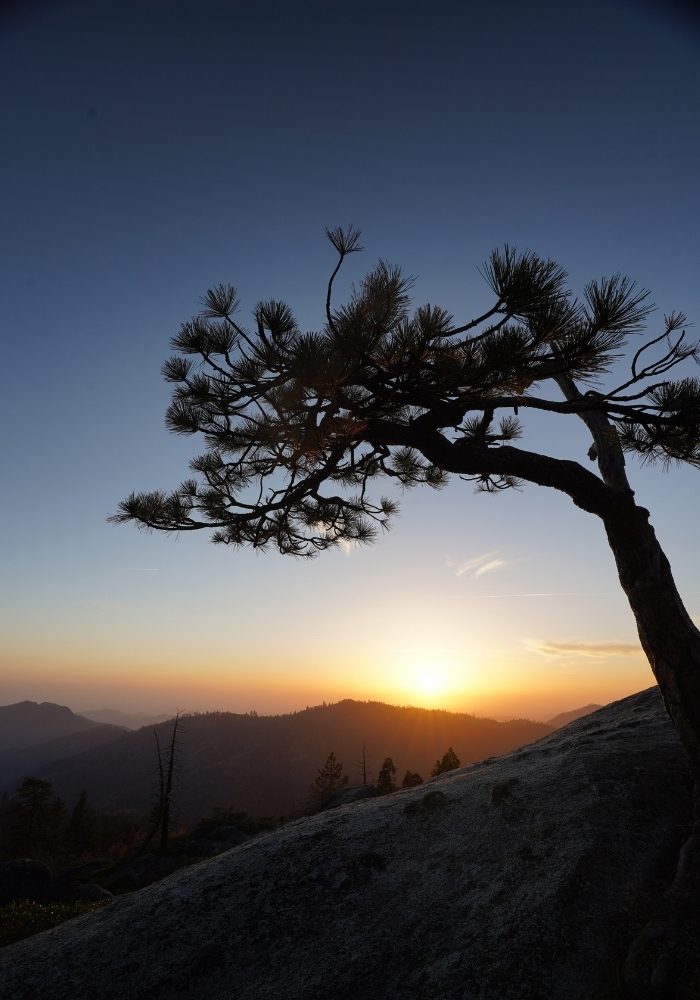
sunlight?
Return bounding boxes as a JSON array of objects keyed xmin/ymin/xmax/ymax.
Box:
[
  {"xmin": 413, "ymin": 664, "xmax": 448, "ymax": 697},
  {"xmin": 401, "ymin": 655, "xmax": 463, "ymax": 707}
]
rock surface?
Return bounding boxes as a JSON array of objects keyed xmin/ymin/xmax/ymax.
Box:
[
  {"xmin": 320, "ymin": 783, "xmax": 378, "ymax": 810},
  {"xmin": 0, "ymin": 688, "xmax": 693, "ymax": 999}
]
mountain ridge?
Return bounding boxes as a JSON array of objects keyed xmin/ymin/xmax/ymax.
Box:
[
  {"xmin": 0, "ymin": 701, "xmax": 108, "ymax": 751},
  {"xmin": 3, "ymin": 699, "xmax": 553, "ymax": 821}
]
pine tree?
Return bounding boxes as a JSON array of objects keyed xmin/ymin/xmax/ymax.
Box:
[
  {"xmin": 68, "ymin": 790, "xmax": 98, "ymax": 857},
  {"xmin": 376, "ymin": 757, "xmax": 397, "ymax": 795},
  {"xmin": 112, "ymin": 228, "xmax": 700, "ymax": 781},
  {"xmin": 310, "ymin": 752, "xmax": 348, "ymax": 807},
  {"xmin": 10, "ymin": 778, "xmax": 66, "ymax": 859},
  {"xmin": 431, "ymin": 747, "xmax": 461, "ymax": 777}
]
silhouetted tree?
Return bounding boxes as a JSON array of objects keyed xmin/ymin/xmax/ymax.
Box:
[
  {"xmin": 376, "ymin": 757, "xmax": 397, "ymax": 795},
  {"xmin": 67, "ymin": 790, "xmax": 98, "ymax": 857},
  {"xmin": 402, "ymin": 770, "xmax": 423, "ymax": 788},
  {"xmin": 310, "ymin": 752, "xmax": 347, "ymax": 807},
  {"xmin": 10, "ymin": 778, "xmax": 65, "ymax": 859},
  {"xmin": 140, "ymin": 713, "xmax": 182, "ymax": 856},
  {"xmin": 357, "ymin": 744, "xmax": 369, "ymax": 785},
  {"xmin": 431, "ymin": 747, "xmax": 461, "ymax": 777},
  {"xmin": 112, "ymin": 228, "xmax": 700, "ymax": 778}
]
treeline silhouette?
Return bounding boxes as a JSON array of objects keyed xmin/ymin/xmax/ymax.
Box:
[
  {"xmin": 0, "ymin": 778, "xmax": 138, "ymax": 868},
  {"xmin": 1, "ymin": 738, "xmax": 466, "ymax": 874},
  {"xmin": 26, "ymin": 700, "xmax": 551, "ymax": 822}
]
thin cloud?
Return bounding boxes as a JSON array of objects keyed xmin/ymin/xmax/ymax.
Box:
[
  {"xmin": 524, "ymin": 639, "xmax": 641, "ymax": 658},
  {"xmin": 450, "ymin": 551, "xmax": 508, "ymax": 580},
  {"xmin": 474, "ymin": 559, "xmax": 508, "ymax": 579}
]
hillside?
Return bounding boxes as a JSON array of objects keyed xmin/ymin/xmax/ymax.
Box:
[
  {"xmin": 0, "ymin": 725, "xmax": 126, "ymax": 790},
  {"xmin": 0, "ymin": 702, "xmax": 125, "ymax": 789},
  {"xmin": 1, "ymin": 688, "xmax": 694, "ymax": 1000},
  {"xmin": 0, "ymin": 701, "xmax": 107, "ymax": 750},
  {"xmin": 23, "ymin": 700, "xmax": 552, "ymax": 821}
]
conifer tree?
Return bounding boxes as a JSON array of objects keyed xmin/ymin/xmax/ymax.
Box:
[
  {"xmin": 310, "ymin": 752, "xmax": 348, "ymax": 807},
  {"xmin": 68, "ymin": 790, "xmax": 98, "ymax": 857},
  {"xmin": 10, "ymin": 778, "xmax": 65, "ymax": 859},
  {"xmin": 376, "ymin": 757, "xmax": 397, "ymax": 795},
  {"xmin": 112, "ymin": 228, "xmax": 700, "ymax": 780},
  {"xmin": 431, "ymin": 747, "xmax": 461, "ymax": 777}
]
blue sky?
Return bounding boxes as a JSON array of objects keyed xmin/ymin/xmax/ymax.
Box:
[{"xmin": 1, "ymin": 0, "xmax": 699, "ymax": 717}]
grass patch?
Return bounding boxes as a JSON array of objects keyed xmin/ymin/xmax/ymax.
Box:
[{"xmin": 0, "ymin": 899, "xmax": 108, "ymax": 948}]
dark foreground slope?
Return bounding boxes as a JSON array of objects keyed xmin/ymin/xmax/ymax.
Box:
[{"xmin": 0, "ymin": 689, "xmax": 693, "ymax": 1000}]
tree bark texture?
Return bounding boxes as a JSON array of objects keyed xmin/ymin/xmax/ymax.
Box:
[{"xmin": 603, "ymin": 498, "xmax": 700, "ymax": 773}]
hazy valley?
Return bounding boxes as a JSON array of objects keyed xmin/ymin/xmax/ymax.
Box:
[{"xmin": 0, "ymin": 698, "xmax": 574, "ymax": 822}]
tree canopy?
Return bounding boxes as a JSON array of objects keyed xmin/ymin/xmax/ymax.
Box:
[
  {"xmin": 112, "ymin": 226, "xmax": 699, "ymax": 554},
  {"xmin": 310, "ymin": 752, "xmax": 348, "ymax": 808},
  {"xmin": 113, "ymin": 228, "xmax": 700, "ymax": 772}
]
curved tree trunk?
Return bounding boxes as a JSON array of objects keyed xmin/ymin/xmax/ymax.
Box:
[
  {"xmin": 378, "ymin": 415, "xmax": 700, "ymax": 770},
  {"xmin": 603, "ymin": 496, "xmax": 700, "ymax": 773},
  {"xmin": 604, "ymin": 496, "xmax": 700, "ymax": 994}
]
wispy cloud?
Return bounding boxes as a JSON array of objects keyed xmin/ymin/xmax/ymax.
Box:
[
  {"xmin": 134, "ymin": 568, "xmax": 159, "ymax": 572},
  {"xmin": 523, "ymin": 639, "xmax": 641, "ymax": 658},
  {"xmin": 473, "ymin": 558, "xmax": 508, "ymax": 579},
  {"xmin": 449, "ymin": 551, "xmax": 509, "ymax": 580}
]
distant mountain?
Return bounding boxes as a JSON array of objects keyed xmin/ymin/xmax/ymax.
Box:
[
  {"xmin": 29, "ymin": 699, "xmax": 553, "ymax": 822},
  {"xmin": 546, "ymin": 704, "xmax": 603, "ymax": 729},
  {"xmin": 0, "ymin": 701, "xmax": 126, "ymax": 792},
  {"xmin": 0, "ymin": 701, "xmax": 107, "ymax": 750},
  {"xmin": 80, "ymin": 708, "xmax": 173, "ymax": 730}
]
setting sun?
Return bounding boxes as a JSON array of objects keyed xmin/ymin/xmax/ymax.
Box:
[
  {"xmin": 412, "ymin": 663, "xmax": 451, "ymax": 697},
  {"xmin": 398, "ymin": 654, "xmax": 465, "ymax": 707}
]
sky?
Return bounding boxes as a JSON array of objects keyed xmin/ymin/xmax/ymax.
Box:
[{"xmin": 1, "ymin": 0, "xmax": 699, "ymax": 720}]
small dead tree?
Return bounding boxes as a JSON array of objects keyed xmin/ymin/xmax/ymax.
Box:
[
  {"xmin": 139, "ymin": 712, "xmax": 182, "ymax": 856},
  {"xmin": 357, "ymin": 744, "xmax": 369, "ymax": 785}
]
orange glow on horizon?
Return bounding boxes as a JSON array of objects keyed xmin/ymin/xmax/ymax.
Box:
[{"xmin": 0, "ymin": 631, "xmax": 654, "ymax": 721}]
